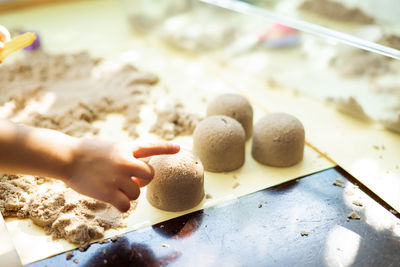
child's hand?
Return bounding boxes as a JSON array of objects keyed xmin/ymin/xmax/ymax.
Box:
[
  {"xmin": 64, "ymin": 139, "xmax": 180, "ymax": 212},
  {"xmin": 0, "ymin": 120, "xmax": 179, "ymax": 212},
  {"xmin": 0, "ymin": 25, "xmax": 10, "ymax": 50}
]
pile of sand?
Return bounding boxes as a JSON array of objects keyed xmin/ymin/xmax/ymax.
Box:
[
  {"xmin": 0, "ymin": 51, "xmax": 158, "ymax": 137},
  {"xmin": 0, "ymin": 174, "xmax": 134, "ymax": 247},
  {"xmin": 0, "ymin": 51, "xmax": 158, "ymax": 246}
]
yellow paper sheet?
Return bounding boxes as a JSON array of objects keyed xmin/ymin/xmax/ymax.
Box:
[
  {"xmin": 5, "ymin": 112, "xmax": 331, "ymax": 264},
  {"xmin": 209, "ymin": 65, "xmax": 400, "ymax": 213},
  {"xmin": 2, "ymin": 55, "xmax": 332, "ymax": 264}
]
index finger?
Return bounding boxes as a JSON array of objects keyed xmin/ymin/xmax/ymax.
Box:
[{"xmin": 133, "ymin": 142, "xmax": 180, "ymax": 158}]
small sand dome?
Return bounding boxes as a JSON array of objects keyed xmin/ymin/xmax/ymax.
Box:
[
  {"xmin": 147, "ymin": 150, "xmax": 204, "ymax": 212},
  {"xmin": 193, "ymin": 115, "xmax": 245, "ymax": 172},
  {"xmin": 206, "ymin": 94, "xmax": 253, "ymax": 140},
  {"xmin": 252, "ymin": 113, "xmax": 305, "ymax": 167}
]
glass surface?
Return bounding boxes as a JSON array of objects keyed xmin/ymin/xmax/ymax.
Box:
[
  {"xmin": 121, "ymin": 0, "xmax": 400, "ymax": 131},
  {"xmin": 200, "ymin": 0, "xmax": 400, "ymax": 60}
]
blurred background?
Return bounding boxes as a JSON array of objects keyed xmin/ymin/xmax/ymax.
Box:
[{"xmin": 1, "ymin": 0, "xmax": 400, "ymax": 129}]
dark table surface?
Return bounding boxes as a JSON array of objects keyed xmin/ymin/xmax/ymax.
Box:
[{"xmin": 28, "ymin": 167, "xmax": 400, "ymax": 267}]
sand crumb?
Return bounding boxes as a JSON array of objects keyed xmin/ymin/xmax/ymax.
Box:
[
  {"xmin": 352, "ymin": 200, "xmax": 363, "ymax": 207},
  {"xmin": 232, "ymin": 182, "xmax": 240, "ymax": 189},
  {"xmin": 258, "ymin": 203, "xmax": 262, "ymax": 208},
  {"xmin": 332, "ymin": 177, "xmax": 345, "ymax": 188},
  {"xmin": 335, "ymin": 177, "xmax": 344, "ymax": 183},
  {"xmin": 65, "ymin": 252, "xmax": 73, "ymax": 260},
  {"xmin": 111, "ymin": 234, "xmax": 123, "ymax": 242},
  {"xmin": 103, "ymin": 249, "xmax": 107, "ymax": 255},
  {"xmin": 300, "ymin": 231, "xmax": 309, "ymax": 236},
  {"xmin": 73, "ymin": 259, "xmax": 78, "ymax": 264},
  {"xmin": 390, "ymin": 209, "xmax": 399, "ymax": 215},
  {"xmin": 347, "ymin": 211, "xmax": 361, "ymax": 220},
  {"xmin": 205, "ymin": 194, "xmax": 213, "ymax": 199},
  {"xmin": 291, "ymin": 90, "xmax": 300, "ymax": 97},
  {"xmin": 104, "ymin": 259, "xmax": 108, "ymax": 264},
  {"xmin": 267, "ymin": 77, "xmax": 279, "ymax": 89},
  {"xmin": 150, "ymin": 100, "xmax": 202, "ymax": 140},
  {"xmin": 162, "ymin": 243, "xmax": 170, "ymax": 248},
  {"xmin": 79, "ymin": 243, "xmax": 91, "ymax": 252}
]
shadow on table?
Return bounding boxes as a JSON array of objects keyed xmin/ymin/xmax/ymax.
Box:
[
  {"xmin": 83, "ymin": 237, "xmax": 180, "ymax": 267},
  {"xmin": 152, "ymin": 210, "xmax": 204, "ymax": 239}
]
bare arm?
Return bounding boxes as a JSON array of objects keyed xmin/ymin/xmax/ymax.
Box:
[
  {"xmin": 0, "ymin": 120, "xmax": 77, "ymax": 178},
  {"xmin": 0, "ymin": 120, "xmax": 180, "ymax": 211}
]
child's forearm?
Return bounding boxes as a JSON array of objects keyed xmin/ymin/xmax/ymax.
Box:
[
  {"xmin": 0, "ymin": 119, "xmax": 77, "ymax": 179},
  {"xmin": 0, "ymin": 119, "xmax": 180, "ymax": 211}
]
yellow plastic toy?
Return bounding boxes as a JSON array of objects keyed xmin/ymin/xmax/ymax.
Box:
[{"xmin": 0, "ymin": 32, "xmax": 37, "ymax": 62}]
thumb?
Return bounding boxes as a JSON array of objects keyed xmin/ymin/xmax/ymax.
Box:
[
  {"xmin": 107, "ymin": 190, "xmax": 131, "ymax": 212},
  {"xmin": 131, "ymin": 176, "xmax": 151, "ymax": 187}
]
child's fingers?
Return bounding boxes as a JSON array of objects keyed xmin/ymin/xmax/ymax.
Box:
[
  {"xmin": 133, "ymin": 142, "xmax": 180, "ymax": 158},
  {"xmin": 131, "ymin": 176, "xmax": 151, "ymax": 187},
  {"xmin": 127, "ymin": 159, "xmax": 154, "ymax": 180},
  {"xmin": 117, "ymin": 177, "xmax": 140, "ymax": 200},
  {"xmin": 106, "ymin": 190, "xmax": 131, "ymax": 212}
]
